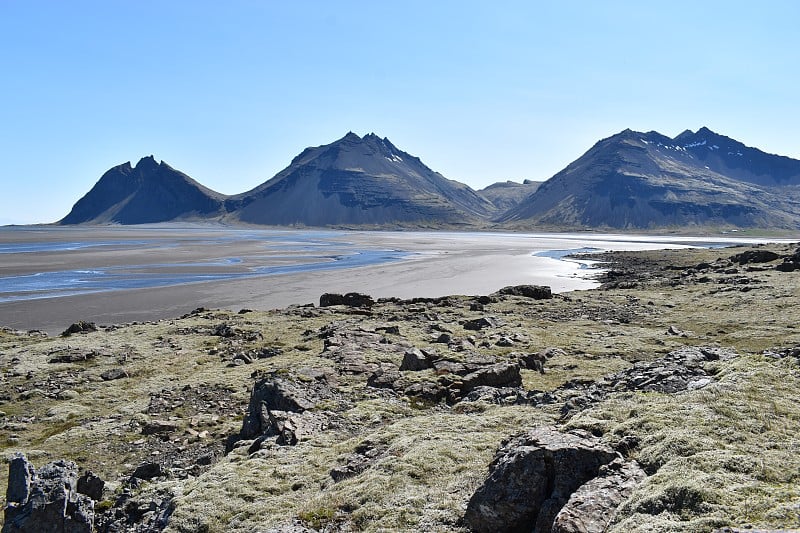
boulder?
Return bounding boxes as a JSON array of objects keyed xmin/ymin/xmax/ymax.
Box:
[
  {"xmin": 460, "ymin": 362, "xmax": 522, "ymax": 393},
  {"xmin": 366, "ymin": 364, "xmax": 402, "ymax": 390},
  {"xmin": 465, "ymin": 427, "xmax": 618, "ymax": 533},
  {"xmin": 239, "ymin": 377, "xmax": 315, "ymax": 440},
  {"xmin": 100, "ymin": 368, "xmax": 128, "ymax": 381},
  {"xmin": 131, "ymin": 462, "xmax": 165, "ymax": 480},
  {"xmin": 730, "ymin": 249, "xmax": 780, "ymax": 265},
  {"xmin": 552, "ymin": 458, "xmax": 646, "ymax": 533},
  {"xmin": 399, "ymin": 348, "xmax": 432, "ymax": 371},
  {"xmin": 319, "ymin": 292, "xmax": 374, "ymax": 308},
  {"xmin": 463, "ymin": 317, "xmax": 501, "ymax": 331},
  {"xmin": 60, "ymin": 321, "xmax": 97, "ymax": 337},
  {"xmin": 3, "ymin": 455, "xmax": 94, "ymax": 533},
  {"xmin": 76, "ymin": 471, "xmax": 104, "ymax": 501},
  {"xmin": 497, "ymin": 285, "xmax": 553, "ymax": 299}
]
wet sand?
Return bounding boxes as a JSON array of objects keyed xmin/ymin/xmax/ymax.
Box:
[{"xmin": 0, "ymin": 225, "xmax": 780, "ymax": 335}]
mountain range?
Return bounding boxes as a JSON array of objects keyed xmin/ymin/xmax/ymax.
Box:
[{"xmin": 59, "ymin": 127, "xmax": 800, "ymax": 229}]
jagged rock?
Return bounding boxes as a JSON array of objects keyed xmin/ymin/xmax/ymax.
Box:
[
  {"xmin": 730, "ymin": 249, "xmax": 780, "ymax": 265},
  {"xmin": 551, "ymin": 458, "xmax": 646, "ymax": 533},
  {"xmin": 76, "ymin": 471, "xmax": 104, "ymax": 501},
  {"xmin": 461, "ymin": 386, "xmax": 522, "ymax": 405},
  {"xmin": 239, "ymin": 377, "xmax": 316, "ymax": 440},
  {"xmin": 463, "ymin": 316, "xmax": 501, "ymax": 331},
  {"xmin": 131, "ymin": 462, "xmax": 165, "ymax": 480},
  {"xmin": 319, "ymin": 292, "xmax": 375, "ymax": 308},
  {"xmin": 6, "ymin": 454, "xmax": 34, "ymax": 506},
  {"xmin": 3, "ymin": 455, "xmax": 94, "ymax": 533},
  {"xmin": 399, "ymin": 348, "xmax": 432, "ymax": 371},
  {"xmin": 497, "ymin": 285, "xmax": 553, "ymax": 299},
  {"xmin": 460, "ymin": 362, "xmax": 522, "ymax": 393},
  {"xmin": 211, "ymin": 323, "xmax": 238, "ymax": 337},
  {"xmin": 48, "ymin": 348, "xmax": 99, "ymax": 364},
  {"xmin": 60, "ymin": 321, "xmax": 97, "ymax": 337},
  {"xmin": 267, "ymin": 410, "xmax": 330, "ymax": 446},
  {"xmin": 464, "ymin": 427, "xmax": 618, "ymax": 533}
]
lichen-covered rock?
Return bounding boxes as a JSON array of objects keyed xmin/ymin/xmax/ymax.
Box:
[
  {"xmin": 552, "ymin": 458, "xmax": 646, "ymax": 533},
  {"xmin": 464, "ymin": 427, "xmax": 618, "ymax": 533},
  {"xmin": 399, "ymin": 348, "xmax": 432, "ymax": 371},
  {"xmin": 3, "ymin": 455, "xmax": 94, "ymax": 533}
]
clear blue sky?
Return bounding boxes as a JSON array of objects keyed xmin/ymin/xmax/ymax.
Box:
[{"xmin": 1, "ymin": 1, "xmax": 798, "ymax": 224}]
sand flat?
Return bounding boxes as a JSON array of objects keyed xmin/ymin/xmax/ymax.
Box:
[{"xmin": 0, "ymin": 225, "xmax": 783, "ymax": 334}]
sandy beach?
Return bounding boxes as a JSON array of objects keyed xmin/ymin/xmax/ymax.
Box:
[{"xmin": 0, "ymin": 225, "xmax": 782, "ymax": 334}]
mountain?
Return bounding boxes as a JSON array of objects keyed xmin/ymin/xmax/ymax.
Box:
[
  {"xmin": 60, "ymin": 156, "xmax": 226, "ymax": 225},
  {"xmin": 478, "ymin": 180, "xmax": 541, "ymax": 211},
  {"xmin": 499, "ymin": 128, "xmax": 800, "ymax": 229},
  {"xmin": 674, "ymin": 127, "xmax": 800, "ymax": 187},
  {"xmin": 224, "ymin": 132, "xmax": 495, "ymax": 226}
]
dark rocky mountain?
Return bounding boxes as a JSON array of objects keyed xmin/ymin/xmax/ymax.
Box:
[
  {"xmin": 60, "ymin": 156, "xmax": 226, "ymax": 225},
  {"xmin": 478, "ymin": 180, "xmax": 541, "ymax": 211},
  {"xmin": 224, "ymin": 132, "xmax": 495, "ymax": 226},
  {"xmin": 674, "ymin": 127, "xmax": 800, "ymax": 187},
  {"xmin": 499, "ymin": 128, "xmax": 800, "ymax": 229}
]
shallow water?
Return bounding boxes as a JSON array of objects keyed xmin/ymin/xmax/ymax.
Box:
[{"xmin": 0, "ymin": 226, "xmax": 790, "ymax": 304}]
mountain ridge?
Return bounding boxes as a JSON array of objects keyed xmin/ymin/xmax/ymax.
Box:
[{"xmin": 59, "ymin": 128, "xmax": 800, "ymax": 229}]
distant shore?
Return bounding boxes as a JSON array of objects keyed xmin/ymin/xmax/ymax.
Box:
[{"xmin": 0, "ymin": 225, "xmax": 793, "ymax": 335}]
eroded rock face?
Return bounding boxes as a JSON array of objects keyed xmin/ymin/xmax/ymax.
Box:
[
  {"xmin": 3, "ymin": 454, "xmax": 94, "ymax": 533},
  {"xmin": 464, "ymin": 427, "xmax": 618, "ymax": 533},
  {"xmin": 551, "ymin": 458, "xmax": 646, "ymax": 533}
]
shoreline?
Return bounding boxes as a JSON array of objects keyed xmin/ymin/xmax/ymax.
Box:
[{"xmin": 1, "ymin": 226, "xmax": 795, "ymax": 335}]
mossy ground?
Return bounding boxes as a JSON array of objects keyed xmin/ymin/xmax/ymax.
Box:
[{"xmin": 1, "ymin": 242, "xmax": 799, "ymax": 531}]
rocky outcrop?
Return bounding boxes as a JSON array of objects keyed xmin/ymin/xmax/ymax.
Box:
[
  {"xmin": 497, "ymin": 285, "xmax": 553, "ymax": 300},
  {"xmin": 464, "ymin": 427, "xmax": 621, "ymax": 533},
  {"xmin": 319, "ymin": 292, "xmax": 375, "ymax": 308},
  {"xmin": 3, "ymin": 454, "xmax": 95, "ymax": 533},
  {"xmin": 560, "ymin": 346, "xmax": 736, "ymax": 417},
  {"xmin": 233, "ymin": 374, "xmax": 332, "ymax": 449},
  {"xmin": 551, "ymin": 458, "xmax": 646, "ymax": 533}
]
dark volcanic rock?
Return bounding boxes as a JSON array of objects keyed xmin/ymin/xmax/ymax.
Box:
[
  {"xmin": 319, "ymin": 292, "xmax": 375, "ymax": 308},
  {"xmin": 399, "ymin": 348, "xmax": 433, "ymax": 371},
  {"xmin": 76, "ymin": 471, "xmax": 105, "ymax": 501},
  {"xmin": 132, "ymin": 462, "xmax": 165, "ymax": 480},
  {"xmin": 460, "ymin": 362, "xmax": 522, "ymax": 393},
  {"xmin": 3, "ymin": 454, "xmax": 94, "ymax": 533},
  {"xmin": 239, "ymin": 377, "xmax": 316, "ymax": 440},
  {"xmin": 465, "ymin": 427, "xmax": 618, "ymax": 533},
  {"xmin": 552, "ymin": 458, "xmax": 647, "ymax": 533},
  {"xmin": 497, "ymin": 285, "xmax": 553, "ymax": 299},
  {"xmin": 60, "ymin": 321, "xmax": 97, "ymax": 337},
  {"xmin": 730, "ymin": 249, "xmax": 781, "ymax": 265},
  {"xmin": 463, "ymin": 316, "xmax": 501, "ymax": 331}
]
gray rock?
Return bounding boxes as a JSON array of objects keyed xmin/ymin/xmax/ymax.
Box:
[
  {"xmin": 552, "ymin": 458, "xmax": 646, "ymax": 533},
  {"xmin": 141, "ymin": 420, "xmax": 178, "ymax": 435},
  {"xmin": 460, "ymin": 362, "xmax": 522, "ymax": 393},
  {"xmin": 60, "ymin": 321, "xmax": 97, "ymax": 337},
  {"xmin": 132, "ymin": 462, "xmax": 165, "ymax": 480},
  {"xmin": 463, "ymin": 316, "xmax": 501, "ymax": 331},
  {"xmin": 100, "ymin": 368, "xmax": 128, "ymax": 381},
  {"xmin": 366, "ymin": 364, "xmax": 402, "ymax": 390},
  {"xmin": 6, "ymin": 453, "xmax": 34, "ymax": 506},
  {"xmin": 399, "ymin": 348, "xmax": 432, "ymax": 371},
  {"xmin": 497, "ymin": 285, "xmax": 553, "ymax": 299},
  {"xmin": 3, "ymin": 456, "xmax": 94, "ymax": 533},
  {"xmin": 319, "ymin": 292, "xmax": 374, "ymax": 308},
  {"xmin": 239, "ymin": 377, "xmax": 316, "ymax": 440},
  {"xmin": 465, "ymin": 427, "xmax": 618, "ymax": 533},
  {"xmin": 76, "ymin": 471, "xmax": 104, "ymax": 501}
]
